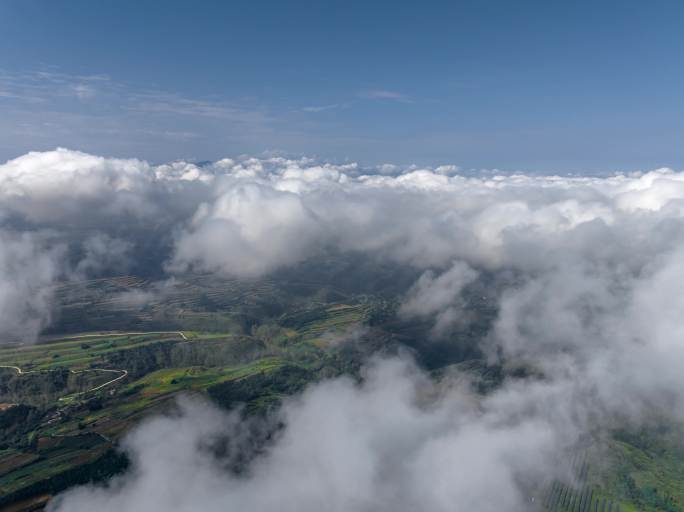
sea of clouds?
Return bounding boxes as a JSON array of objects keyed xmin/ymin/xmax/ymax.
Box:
[{"xmin": 1, "ymin": 148, "xmax": 684, "ymax": 510}]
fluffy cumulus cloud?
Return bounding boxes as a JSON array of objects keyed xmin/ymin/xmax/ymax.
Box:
[
  {"xmin": 0, "ymin": 148, "xmax": 157, "ymax": 222},
  {"xmin": 4, "ymin": 148, "xmax": 684, "ymax": 508},
  {"xmin": 5, "ymin": 148, "xmax": 684, "ymax": 283},
  {"xmin": 170, "ymin": 182, "xmax": 324, "ymax": 277}
]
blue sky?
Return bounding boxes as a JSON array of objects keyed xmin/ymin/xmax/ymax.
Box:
[{"xmin": 1, "ymin": 0, "xmax": 683, "ymax": 172}]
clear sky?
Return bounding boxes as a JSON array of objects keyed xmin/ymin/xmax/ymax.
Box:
[{"xmin": 1, "ymin": 0, "xmax": 683, "ymax": 172}]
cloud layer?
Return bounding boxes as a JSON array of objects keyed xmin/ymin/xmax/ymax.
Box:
[{"xmin": 4, "ymin": 148, "xmax": 684, "ymax": 509}]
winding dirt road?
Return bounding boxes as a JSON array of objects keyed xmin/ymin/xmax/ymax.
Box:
[
  {"xmin": 62, "ymin": 331, "xmax": 188, "ymax": 341},
  {"xmin": 0, "ymin": 330, "xmax": 187, "ymax": 395}
]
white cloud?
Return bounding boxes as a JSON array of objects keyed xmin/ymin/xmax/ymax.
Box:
[
  {"xmin": 169, "ymin": 182, "xmax": 324, "ymax": 277},
  {"xmin": 49, "ymin": 358, "xmax": 563, "ymax": 512},
  {"xmin": 0, "ymin": 148, "xmax": 158, "ymax": 222},
  {"xmin": 399, "ymin": 261, "xmax": 479, "ymax": 333},
  {"xmin": 0, "ymin": 230, "xmax": 64, "ymax": 341}
]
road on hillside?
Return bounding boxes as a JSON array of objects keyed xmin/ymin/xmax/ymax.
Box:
[{"xmin": 0, "ymin": 330, "xmax": 188, "ymax": 395}]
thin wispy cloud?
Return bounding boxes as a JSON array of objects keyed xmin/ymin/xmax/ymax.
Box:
[
  {"xmin": 301, "ymin": 103, "xmax": 343, "ymax": 113},
  {"xmin": 0, "ymin": 69, "xmax": 112, "ymax": 103},
  {"xmin": 127, "ymin": 91, "xmax": 274, "ymax": 126},
  {"xmin": 300, "ymin": 91, "xmax": 413, "ymax": 116},
  {"xmin": 0, "ymin": 69, "xmax": 273, "ymax": 124},
  {"xmin": 360, "ymin": 89, "xmax": 413, "ymax": 103},
  {"xmin": 71, "ymin": 83, "xmax": 96, "ymax": 100},
  {"xmin": 0, "ymin": 68, "xmax": 282, "ymax": 160},
  {"xmin": 300, "ymin": 90, "xmax": 413, "ymax": 115}
]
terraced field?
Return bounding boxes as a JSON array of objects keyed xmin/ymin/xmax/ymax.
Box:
[
  {"xmin": 47, "ymin": 273, "xmax": 355, "ymax": 335},
  {"xmin": 298, "ymin": 304, "xmax": 367, "ymax": 342},
  {"xmin": 542, "ymin": 456, "xmax": 630, "ymax": 512},
  {"xmin": 540, "ymin": 443, "xmax": 684, "ymax": 512},
  {"xmin": 0, "ymin": 332, "xmax": 184, "ymax": 372}
]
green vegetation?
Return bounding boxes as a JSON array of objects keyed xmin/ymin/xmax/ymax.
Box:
[
  {"xmin": 587, "ymin": 429, "xmax": 684, "ymax": 511},
  {"xmin": 0, "ymin": 333, "xmax": 182, "ymax": 371},
  {"xmin": 542, "ymin": 439, "xmax": 684, "ymax": 512}
]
